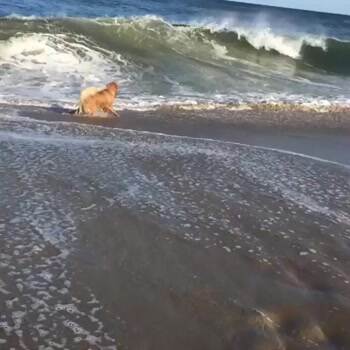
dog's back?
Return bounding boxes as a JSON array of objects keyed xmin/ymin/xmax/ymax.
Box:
[
  {"xmin": 77, "ymin": 87, "xmax": 102, "ymax": 114},
  {"xmin": 83, "ymin": 83, "xmax": 118, "ymax": 115},
  {"xmin": 76, "ymin": 82, "xmax": 119, "ymax": 116}
]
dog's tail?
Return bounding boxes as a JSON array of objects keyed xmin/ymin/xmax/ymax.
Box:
[{"xmin": 75, "ymin": 86, "xmax": 102, "ymax": 115}]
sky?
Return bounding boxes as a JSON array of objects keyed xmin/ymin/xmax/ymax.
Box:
[{"xmin": 236, "ymin": 0, "xmax": 350, "ymax": 15}]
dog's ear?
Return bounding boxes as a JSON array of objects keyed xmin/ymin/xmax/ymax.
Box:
[
  {"xmin": 107, "ymin": 82, "xmax": 118, "ymax": 88},
  {"xmin": 106, "ymin": 82, "xmax": 119, "ymax": 94}
]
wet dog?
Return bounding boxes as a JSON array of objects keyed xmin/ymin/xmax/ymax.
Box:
[{"xmin": 76, "ymin": 82, "xmax": 119, "ymax": 117}]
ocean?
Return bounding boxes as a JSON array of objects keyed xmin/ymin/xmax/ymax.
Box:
[
  {"xmin": 1, "ymin": 2, "xmax": 350, "ymax": 350},
  {"xmin": 1, "ymin": 0, "xmax": 350, "ymax": 109}
]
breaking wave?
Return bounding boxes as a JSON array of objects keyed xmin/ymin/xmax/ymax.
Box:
[{"xmin": 1, "ymin": 15, "xmax": 350, "ymax": 108}]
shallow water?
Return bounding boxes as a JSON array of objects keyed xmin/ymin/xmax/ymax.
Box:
[{"xmin": 0, "ymin": 110, "xmax": 349, "ymax": 349}]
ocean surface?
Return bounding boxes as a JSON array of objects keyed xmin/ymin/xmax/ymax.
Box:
[{"xmin": 1, "ymin": 0, "xmax": 350, "ymax": 109}]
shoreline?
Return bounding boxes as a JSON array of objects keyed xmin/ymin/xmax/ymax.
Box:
[
  {"xmin": 1, "ymin": 103, "xmax": 350, "ymax": 165},
  {"xmin": 2, "ymin": 102, "xmax": 350, "ymax": 129}
]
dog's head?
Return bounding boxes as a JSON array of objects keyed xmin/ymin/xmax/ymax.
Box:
[{"xmin": 106, "ymin": 81, "xmax": 119, "ymax": 96}]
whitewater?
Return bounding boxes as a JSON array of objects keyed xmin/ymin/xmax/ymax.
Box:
[{"xmin": 1, "ymin": 2, "xmax": 350, "ymax": 110}]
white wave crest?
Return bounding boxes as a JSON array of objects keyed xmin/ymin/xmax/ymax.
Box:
[
  {"xmin": 236, "ymin": 27, "xmax": 326, "ymax": 59},
  {"xmin": 190, "ymin": 15, "xmax": 327, "ymax": 59}
]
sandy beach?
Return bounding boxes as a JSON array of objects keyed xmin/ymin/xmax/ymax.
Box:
[
  {"xmin": 2, "ymin": 0, "xmax": 350, "ymax": 348},
  {"xmin": 0, "ymin": 104, "xmax": 350, "ymax": 349}
]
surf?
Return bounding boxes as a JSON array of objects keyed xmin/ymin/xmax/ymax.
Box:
[{"xmin": 1, "ymin": 15, "xmax": 350, "ymax": 109}]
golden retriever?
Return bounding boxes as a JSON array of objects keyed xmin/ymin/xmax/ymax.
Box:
[{"xmin": 76, "ymin": 82, "xmax": 119, "ymax": 117}]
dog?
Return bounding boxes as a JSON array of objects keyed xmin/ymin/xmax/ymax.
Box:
[
  {"xmin": 77, "ymin": 86, "xmax": 101, "ymax": 115},
  {"xmin": 75, "ymin": 82, "xmax": 119, "ymax": 117}
]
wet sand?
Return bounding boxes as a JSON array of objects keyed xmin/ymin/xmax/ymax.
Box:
[
  {"xmin": 2, "ymin": 103, "xmax": 350, "ymax": 165},
  {"xmin": 0, "ymin": 104, "xmax": 350, "ymax": 349}
]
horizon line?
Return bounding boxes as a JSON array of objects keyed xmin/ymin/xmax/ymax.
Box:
[{"xmin": 226, "ymin": 0, "xmax": 350, "ymax": 17}]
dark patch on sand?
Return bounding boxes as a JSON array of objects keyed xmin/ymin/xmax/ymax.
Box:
[{"xmin": 74, "ymin": 206, "xmax": 350, "ymax": 350}]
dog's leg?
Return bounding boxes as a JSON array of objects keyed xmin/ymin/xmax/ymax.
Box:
[{"xmin": 106, "ymin": 106, "xmax": 120, "ymax": 118}]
